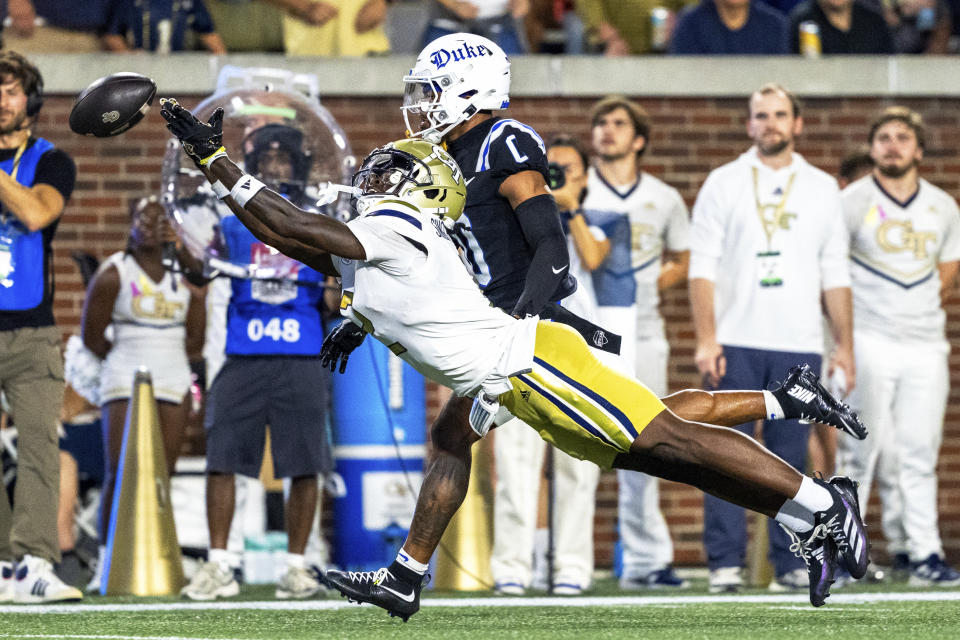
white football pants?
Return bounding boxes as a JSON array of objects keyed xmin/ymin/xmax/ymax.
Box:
[
  {"xmin": 838, "ymin": 330, "xmax": 949, "ymax": 561},
  {"xmin": 490, "ymin": 415, "xmax": 600, "ymax": 588},
  {"xmin": 599, "ymin": 307, "xmax": 675, "ymax": 579}
]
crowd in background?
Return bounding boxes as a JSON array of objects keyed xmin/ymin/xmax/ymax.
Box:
[{"xmin": 3, "ymin": 0, "xmax": 960, "ymax": 56}]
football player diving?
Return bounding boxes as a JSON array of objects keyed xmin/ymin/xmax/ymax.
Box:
[
  {"xmin": 312, "ymin": 34, "xmax": 867, "ymax": 612},
  {"xmin": 158, "ymin": 97, "xmax": 871, "ymax": 620}
]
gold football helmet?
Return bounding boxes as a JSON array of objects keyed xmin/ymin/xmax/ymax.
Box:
[{"xmin": 352, "ymin": 138, "xmax": 467, "ymax": 222}]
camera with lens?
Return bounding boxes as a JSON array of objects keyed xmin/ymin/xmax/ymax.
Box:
[{"xmin": 547, "ymin": 162, "xmax": 566, "ymax": 190}]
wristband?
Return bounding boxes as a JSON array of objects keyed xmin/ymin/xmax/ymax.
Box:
[
  {"xmin": 210, "ymin": 180, "xmax": 230, "ymax": 200},
  {"xmin": 199, "ymin": 146, "xmax": 227, "ymax": 167},
  {"xmin": 229, "ymin": 174, "xmax": 266, "ymax": 208}
]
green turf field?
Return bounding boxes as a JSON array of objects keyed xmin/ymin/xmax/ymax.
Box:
[{"xmin": 1, "ymin": 580, "xmax": 958, "ymax": 640}]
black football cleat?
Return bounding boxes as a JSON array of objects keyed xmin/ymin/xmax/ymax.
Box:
[
  {"xmin": 321, "ymin": 565, "xmax": 427, "ymax": 622},
  {"xmin": 782, "ymin": 522, "xmax": 839, "ymax": 607},
  {"xmin": 772, "ymin": 364, "xmax": 868, "ymax": 440},
  {"xmin": 812, "ymin": 475, "xmax": 870, "ymax": 580}
]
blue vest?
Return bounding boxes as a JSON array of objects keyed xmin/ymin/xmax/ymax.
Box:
[
  {"xmin": 0, "ymin": 137, "xmax": 55, "ymax": 312},
  {"xmin": 221, "ymin": 215, "xmax": 325, "ymax": 356}
]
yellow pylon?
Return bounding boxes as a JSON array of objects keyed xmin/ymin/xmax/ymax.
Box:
[
  {"xmin": 432, "ymin": 436, "xmax": 494, "ymax": 591},
  {"xmin": 103, "ymin": 368, "xmax": 185, "ymax": 595}
]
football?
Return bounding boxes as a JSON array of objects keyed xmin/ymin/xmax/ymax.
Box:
[{"xmin": 69, "ymin": 72, "xmax": 157, "ymax": 138}]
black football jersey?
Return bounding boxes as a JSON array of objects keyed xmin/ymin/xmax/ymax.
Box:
[{"xmin": 446, "ymin": 117, "xmax": 576, "ymax": 312}]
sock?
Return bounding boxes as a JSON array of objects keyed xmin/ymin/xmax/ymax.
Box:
[
  {"xmin": 395, "ymin": 548, "xmax": 428, "ymax": 575},
  {"xmin": 286, "ymin": 553, "xmax": 305, "ymax": 570},
  {"xmin": 763, "ymin": 390, "xmax": 785, "ymax": 420},
  {"xmin": 208, "ymin": 548, "xmax": 234, "ymax": 572},
  {"xmin": 791, "ymin": 476, "xmax": 834, "ymax": 513},
  {"xmin": 96, "ymin": 545, "xmax": 106, "ymax": 568},
  {"xmin": 775, "ymin": 500, "xmax": 815, "ymax": 533}
]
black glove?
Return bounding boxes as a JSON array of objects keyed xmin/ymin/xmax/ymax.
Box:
[
  {"xmin": 320, "ymin": 321, "xmax": 367, "ymax": 374},
  {"xmin": 159, "ymin": 98, "xmax": 224, "ymax": 168}
]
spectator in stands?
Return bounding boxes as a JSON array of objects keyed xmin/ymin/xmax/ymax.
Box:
[
  {"xmin": 422, "ymin": 0, "xmax": 529, "ymax": 54},
  {"xmin": 2, "ymin": 0, "xmax": 112, "ymax": 52},
  {"xmin": 279, "ymin": 0, "xmax": 390, "ymax": 56},
  {"xmin": 670, "ymin": 0, "xmax": 790, "ymax": 54},
  {"xmin": 882, "ymin": 0, "xmax": 952, "ymax": 53},
  {"xmin": 689, "ymin": 83, "xmax": 853, "ymax": 593},
  {"xmin": 525, "ymin": 0, "xmax": 585, "ymax": 53},
  {"xmin": 103, "ymin": 0, "xmax": 227, "ymax": 53},
  {"xmin": 205, "ymin": 0, "xmax": 284, "ymax": 52},
  {"xmin": 0, "ymin": 50, "xmax": 81, "ymax": 604},
  {"xmin": 577, "ymin": 0, "xmax": 695, "ymax": 55},
  {"xmin": 789, "ymin": 0, "xmax": 895, "ymax": 53},
  {"xmin": 81, "ymin": 195, "xmax": 205, "ymax": 593}
]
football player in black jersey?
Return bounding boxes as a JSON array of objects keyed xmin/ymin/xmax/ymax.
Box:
[{"xmin": 317, "ymin": 33, "xmax": 868, "ymax": 619}]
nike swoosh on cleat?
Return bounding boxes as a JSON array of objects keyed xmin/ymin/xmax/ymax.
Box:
[{"xmin": 379, "ymin": 583, "xmax": 416, "ymax": 603}]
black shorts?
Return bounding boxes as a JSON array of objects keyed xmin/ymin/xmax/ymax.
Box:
[{"xmin": 204, "ymin": 356, "xmax": 332, "ymax": 478}]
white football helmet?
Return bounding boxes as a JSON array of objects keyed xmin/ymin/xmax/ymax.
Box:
[{"xmin": 402, "ymin": 33, "xmax": 511, "ymax": 144}]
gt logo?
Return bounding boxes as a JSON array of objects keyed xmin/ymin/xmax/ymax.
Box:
[
  {"xmin": 877, "ymin": 219, "xmax": 936, "ymax": 260},
  {"xmin": 101, "ymin": 110, "xmax": 120, "ymax": 124}
]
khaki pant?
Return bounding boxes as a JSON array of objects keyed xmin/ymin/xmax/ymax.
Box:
[{"xmin": 0, "ymin": 325, "xmax": 64, "ymax": 563}]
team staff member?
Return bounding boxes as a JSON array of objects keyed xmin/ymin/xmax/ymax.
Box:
[
  {"xmin": 0, "ymin": 50, "xmax": 82, "ymax": 603},
  {"xmin": 839, "ymin": 107, "xmax": 960, "ymax": 586},
  {"xmin": 581, "ymin": 96, "xmax": 690, "ymax": 590},
  {"xmin": 180, "ymin": 124, "xmax": 331, "ymax": 601},
  {"xmin": 689, "ymin": 83, "xmax": 854, "ymax": 594}
]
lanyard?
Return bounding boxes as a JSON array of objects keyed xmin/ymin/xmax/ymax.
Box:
[{"xmin": 752, "ymin": 165, "xmax": 796, "ymax": 249}]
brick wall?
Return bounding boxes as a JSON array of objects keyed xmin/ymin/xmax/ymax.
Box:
[{"xmin": 39, "ymin": 93, "xmax": 960, "ymax": 568}]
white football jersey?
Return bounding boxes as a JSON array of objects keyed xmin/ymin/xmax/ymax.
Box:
[
  {"xmin": 844, "ymin": 175, "xmax": 960, "ymax": 346},
  {"xmin": 582, "ymin": 168, "xmax": 690, "ymax": 325},
  {"xmin": 341, "ymin": 199, "xmax": 537, "ymax": 398}
]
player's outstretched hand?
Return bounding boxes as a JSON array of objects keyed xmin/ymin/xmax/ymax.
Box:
[
  {"xmin": 159, "ymin": 98, "xmax": 224, "ymax": 167},
  {"xmin": 320, "ymin": 321, "xmax": 367, "ymax": 374}
]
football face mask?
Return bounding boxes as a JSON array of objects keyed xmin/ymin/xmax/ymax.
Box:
[{"xmin": 351, "ymin": 147, "xmax": 430, "ymax": 214}]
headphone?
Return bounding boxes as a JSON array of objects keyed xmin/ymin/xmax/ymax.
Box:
[{"xmin": 26, "ymin": 74, "xmax": 43, "ymax": 118}]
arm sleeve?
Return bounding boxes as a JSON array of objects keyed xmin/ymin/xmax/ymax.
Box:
[
  {"xmin": 34, "ymin": 148, "xmax": 77, "ymax": 201},
  {"xmin": 485, "ymin": 122, "xmax": 549, "ymax": 187},
  {"xmin": 688, "ymin": 171, "xmax": 725, "ymax": 281},
  {"xmin": 511, "ymin": 193, "xmax": 570, "ymax": 318},
  {"xmin": 819, "ymin": 182, "xmax": 852, "ymax": 290}
]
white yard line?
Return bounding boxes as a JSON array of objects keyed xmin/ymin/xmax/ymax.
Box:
[{"xmin": 0, "ymin": 590, "xmax": 958, "ymax": 615}]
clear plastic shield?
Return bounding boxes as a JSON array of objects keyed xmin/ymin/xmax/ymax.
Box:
[{"xmin": 160, "ymin": 75, "xmax": 355, "ymax": 282}]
